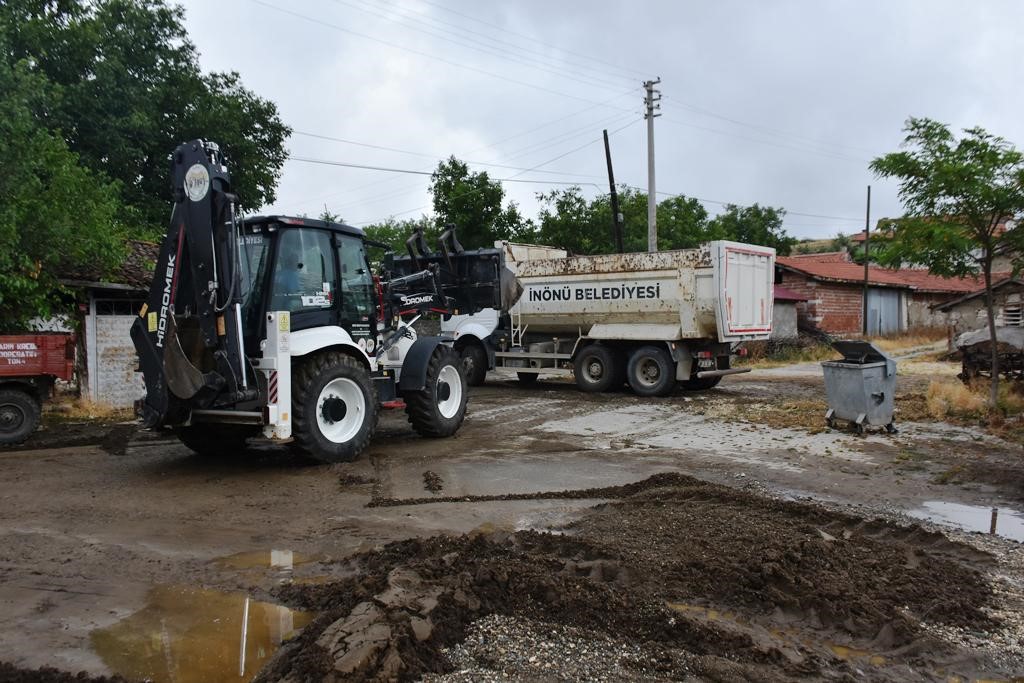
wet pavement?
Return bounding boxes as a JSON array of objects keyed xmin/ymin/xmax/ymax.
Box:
[{"xmin": 0, "ymin": 369, "xmax": 1022, "ymax": 680}]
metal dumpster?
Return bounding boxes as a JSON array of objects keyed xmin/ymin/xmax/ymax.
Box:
[{"xmin": 821, "ymin": 340, "xmax": 897, "ymax": 434}]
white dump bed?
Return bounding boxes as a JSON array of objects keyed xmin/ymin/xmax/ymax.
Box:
[{"xmin": 504, "ymin": 241, "xmax": 775, "ymax": 342}]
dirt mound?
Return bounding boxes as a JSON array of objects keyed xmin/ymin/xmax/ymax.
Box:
[
  {"xmin": 259, "ymin": 473, "xmax": 999, "ymax": 682},
  {"xmin": 0, "ymin": 663, "xmax": 132, "ymax": 683}
]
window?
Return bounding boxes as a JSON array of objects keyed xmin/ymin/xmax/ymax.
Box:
[
  {"xmin": 95, "ymin": 299, "xmax": 146, "ymax": 316},
  {"xmin": 1003, "ymin": 294, "xmax": 1022, "ymax": 327},
  {"xmin": 269, "ymin": 228, "xmax": 336, "ymax": 313},
  {"xmin": 337, "ymin": 234, "xmax": 375, "ymax": 332}
]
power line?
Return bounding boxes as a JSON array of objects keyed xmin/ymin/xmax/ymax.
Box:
[
  {"xmin": 291, "ymin": 130, "xmax": 604, "ymax": 178},
  {"xmin": 327, "ymin": 0, "xmax": 633, "ymax": 92},
  {"xmin": 287, "ymin": 156, "xmax": 600, "ymax": 185},
  {"xmin": 348, "ymin": 119, "xmax": 640, "ymax": 224},
  {"xmin": 646, "ymin": 188, "xmax": 863, "ymax": 222},
  {"xmin": 404, "ymin": 0, "xmax": 649, "ymax": 82},
  {"xmin": 247, "ymin": 0, "xmax": 638, "ymax": 110}
]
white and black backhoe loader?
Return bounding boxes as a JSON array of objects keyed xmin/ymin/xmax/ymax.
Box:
[{"xmin": 131, "ymin": 140, "xmax": 506, "ymax": 462}]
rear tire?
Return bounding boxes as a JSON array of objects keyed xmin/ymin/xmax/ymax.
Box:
[
  {"xmin": 292, "ymin": 352, "xmax": 379, "ymax": 463},
  {"xmin": 680, "ymin": 376, "xmax": 722, "ymax": 391},
  {"xmin": 174, "ymin": 423, "xmax": 255, "ymax": 457},
  {"xmin": 457, "ymin": 342, "xmax": 488, "ymax": 386},
  {"xmin": 627, "ymin": 346, "xmax": 676, "ymax": 397},
  {"xmin": 573, "ymin": 345, "xmax": 621, "ymax": 393},
  {"xmin": 404, "ymin": 346, "xmax": 467, "ymax": 437},
  {"xmin": 0, "ymin": 388, "xmax": 41, "ymax": 446}
]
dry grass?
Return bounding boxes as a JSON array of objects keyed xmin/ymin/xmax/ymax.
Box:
[
  {"xmin": 737, "ymin": 342, "xmax": 836, "ymax": 368},
  {"xmin": 48, "ymin": 397, "xmax": 134, "ymax": 422},
  {"xmin": 925, "ymin": 379, "xmax": 1024, "ymax": 420},
  {"xmin": 868, "ymin": 328, "xmax": 947, "ymax": 352}
]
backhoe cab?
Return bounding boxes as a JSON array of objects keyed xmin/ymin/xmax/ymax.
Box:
[{"xmin": 131, "ymin": 140, "xmax": 499, "ymax": 462}]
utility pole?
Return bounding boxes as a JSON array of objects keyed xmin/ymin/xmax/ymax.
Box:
[
  {"xmin": 644, "ymin": 78, "xmax": 662, "ymax": 252},
  {"xmin": 603, "ymin": 129, "xmax": 624, "ymax": 253},
  {"xmin": 862, "ymin": 185, "xmax": 871, "ymax": 336}
]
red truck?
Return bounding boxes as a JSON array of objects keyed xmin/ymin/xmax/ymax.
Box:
[{"xmin": 0, "ymin": 334, "xmax": 75, "ymax": 445}]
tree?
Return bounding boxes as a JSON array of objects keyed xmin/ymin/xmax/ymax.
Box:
[
  {"xmin": 535, "ymin": 186, "xmax": 717, "ymax": 254},
  {"xmin": 0, "ymin": 59, "xmax": 125, "ymax": 332},
  {"xmin": 870, "ymin": 117, "xmax": 1024, "ymax": 408},
  {"xmin": 362, "ymin": 216, "xmax": 436, "ymax": 254},
  {"xmin": 708, "ymin": 204, "xmax": 795, "ymax": 255},
  {"xmin": 429, "ymin": 157, "xmax": 531, "ymax": 248},
  {"xmin": 0, "ymin": 0, "xmax": 290, "ymax": 235}
]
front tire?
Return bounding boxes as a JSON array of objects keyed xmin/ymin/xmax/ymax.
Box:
[
  {"xmin": 0, "ymin": 388, "xmax": 41, "ymax": 446},
  {"xmin": 627, "ymin": 346, "xmax": 676, "ymax": 397},
  {"xmin": 292, "ymin": 352, "xmax": 379, "ymax": 463},
  {"xmin": 457, "ymin": 342, "xmax": 488, "ymax": 386},
  {"xmin": 573, "ymin": 345, "xmax": 622, "ymax": 393},
  {"xmin": 404, "ymin": 347, "xmax": 468, "ymax": 437}
]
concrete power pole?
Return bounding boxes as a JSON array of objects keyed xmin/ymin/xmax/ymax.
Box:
[{"xmin": 644, "ymin": 78, "xmax": 662, "ymax": 252}]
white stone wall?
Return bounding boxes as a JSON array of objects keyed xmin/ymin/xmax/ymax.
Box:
[
  {"xmin": 771, "ymin": 302, "xmax": 799, "ymax": 340},
  {"xmin": 85, "ymin": 294, "xmax": 146, "ymax": 408}
]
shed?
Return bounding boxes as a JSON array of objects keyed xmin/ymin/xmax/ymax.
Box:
[
  {"xmin": 60, "ymin": 240, "xmax": 158, "ymax": 408},
  {"xmin": 777, "ymin": 252, "xmax": 990, "ymax": 335},
  {"xmin": 933, "ymin": 278, "xmax": 1024, "ymax": 342},
  {"xmin": 772, "ymin": 285, "xmax": 806, "ymax": 340}
]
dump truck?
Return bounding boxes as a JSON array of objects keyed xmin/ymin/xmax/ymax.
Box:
[
  {"xmin": 390, "ymin": 239, "xmax": 776, "ymax": 396},
  {"xmin": 0, "ymin": 333, "xmax": 75, "ymax": 445}
]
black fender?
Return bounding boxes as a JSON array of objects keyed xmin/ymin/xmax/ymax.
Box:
[{"xmin": 398, "ymin": 336, "xmax": 452, "ymax": 392}]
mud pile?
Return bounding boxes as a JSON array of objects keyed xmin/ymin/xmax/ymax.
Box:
[
  {"xmin": 259, "ymin": 473, "xmax": 999, "ymax": 682},
  {"xmin": 0, "ymin": 663, "xmax": 131, "ymax": 683}
]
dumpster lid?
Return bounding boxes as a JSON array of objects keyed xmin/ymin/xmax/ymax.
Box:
[{"xmin": 829, "ymin": 340, "xmax": 893, "ymax": 364}]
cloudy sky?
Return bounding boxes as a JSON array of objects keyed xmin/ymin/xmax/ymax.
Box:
[{"xmin": 179, "ymin": 0, "xmax": 1023, "ymax": 241}]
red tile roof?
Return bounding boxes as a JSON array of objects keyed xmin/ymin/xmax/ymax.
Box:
[
  {"xmin": 787, "ymin": 251, "xmax": 850, "ymax": 263},
  {"xmin": 773, "ymin": 285, "xmax": 808, "ymax": 302},
  {"xmin": 778, "ymin": 254, "xmax": 999, "ymax": 294}
]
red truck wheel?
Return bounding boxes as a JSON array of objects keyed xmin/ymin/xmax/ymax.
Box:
[{"xmin": 0, "ymin": 388, "xmax": 41, "ymax": 446}]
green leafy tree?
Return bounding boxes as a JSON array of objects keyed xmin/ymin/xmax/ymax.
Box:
[
  {"xmin": 708, "ymin": 204, "xmax": 795, "ymax": 255},
  {"xmin": 536, "ymin": 186, "xmax": 720, "ymax": 254},
  {"xmin": 362, "ymin": 216, "xmax": 437, "ymax": 254},
  {"xmin": 0, "ymin": 59, "xmax": 124, "ymax": 332},
  {"xmin": 429, "ymin": 157, "xmax": 531, "ymax": 248},
  {"xmin": 871, "ymin": 117, "xmax": 1024, "ymax": 408},
  {"xmin": 0, "ymin": 0, "xmax": 290, "ymax": 235}
]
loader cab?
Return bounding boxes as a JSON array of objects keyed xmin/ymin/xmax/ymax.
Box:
[{"xmin": 239, "ymin": 216, "xmax": 377, "ymax": 350}]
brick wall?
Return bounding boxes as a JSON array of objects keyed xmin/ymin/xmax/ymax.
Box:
[
  {"xmin": 942, "ymin": 283, "xmax": 1024, "ymax": 342},
  {"xmin": 778, "ymin": 272, "xmax": 865, "ymax": 334}
]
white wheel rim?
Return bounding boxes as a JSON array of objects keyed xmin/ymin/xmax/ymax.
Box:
[
  {"xmin": 436, "ymin": 364, "xmax": 462, "ymax": 419},
  {"xmin": 316, "ymin": 378, "xmax": 366, "ymax": 444}
]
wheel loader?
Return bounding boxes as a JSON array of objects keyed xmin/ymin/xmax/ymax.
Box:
[{"xmin": 131, "ymin": 140, "xmax": 505, "ymax": 462}]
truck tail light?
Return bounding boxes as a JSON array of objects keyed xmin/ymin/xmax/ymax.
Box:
[
  {"xmin": 736, "ymin": 347, "xmax": 748, "ymax": 357},
  {"xmin": 696, "ymin": 351, "xmax": 713, "ymax": 359}
]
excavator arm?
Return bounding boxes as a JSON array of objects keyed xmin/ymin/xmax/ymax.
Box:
[{"xmin": 131, "ymin": 140, "xmax": 254, "ymax": 428}]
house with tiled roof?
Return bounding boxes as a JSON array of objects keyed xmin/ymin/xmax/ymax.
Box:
[
  {"xmin": 776, "ymin": 251, "xmax": 996, "ymax": 335},
  {"xmin": 54, "ymin": 240, "xmax": 158, "ymax": 407}
]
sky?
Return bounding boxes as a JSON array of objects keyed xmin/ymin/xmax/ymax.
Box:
[{"xmin": 178, "ymin": 0, "xmax": 1024, "ymax": 241}]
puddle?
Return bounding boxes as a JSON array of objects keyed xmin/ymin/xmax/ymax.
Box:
[
  {"xmin": 91, "ymin": 585, "xmax": 312, "ymax": 683},
  {"xmin": 825, "ymin": 641, "xmax": 887, "ymax": 666},
  {"xmin": 214, "ymin": 549, "xmax": 313, "ymax": 571},
  {"xmin": 910, "ymin": 501, "xmax": 1024, "ymax": 542}
]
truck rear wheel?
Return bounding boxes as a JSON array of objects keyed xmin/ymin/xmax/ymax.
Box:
[
  {"xmin": 293, "ymin": 352, "xmax": 379, "ymax": 463},
  {"xmin": 404, "ymin": 347, "xmax": 467, "ymax": 437},
  {"xmin": 627, "ymin": 346, "xmax": 676, "ymax": 397},
  {"xmin": 457, "ymin": 341, "xmax": 488, "ymax": 386},
  {"xmin": 0, "ymin": 388, "xmax": 40, "ymax": 446},
  {"xmin": 174, "ymin": 423, "xmax": 255, "ymax": 456},
  {"xmin": 574, "ymin": 345, "xmax": 622, "ymax": 393}
]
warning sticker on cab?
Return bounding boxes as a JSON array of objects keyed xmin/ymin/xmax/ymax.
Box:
[
  {"xmin": 278, "ymin": 312, "xmax": 290, "ymax": 332},
  {"xmin": 147, "ymin": 312, "xmax": 157, "ymax": 332}
]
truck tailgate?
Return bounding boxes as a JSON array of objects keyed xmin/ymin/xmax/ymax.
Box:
[{"xmin": 712, "ymin": 241, "xmax": 776, "ymax": 342}]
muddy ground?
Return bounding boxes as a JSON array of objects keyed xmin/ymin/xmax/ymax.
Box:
[{"xmin": 1, "ymin": 360, "xmax": 1023, "ymax": 682}]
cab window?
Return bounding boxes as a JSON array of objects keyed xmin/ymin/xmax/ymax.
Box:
[
  {"xmin": 337, "ymin": 234, "xmax": 375, "ymax": 331},
  {"xmin": 270, "ymin": 228, "xmax": 336, "ymax": 312}
]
